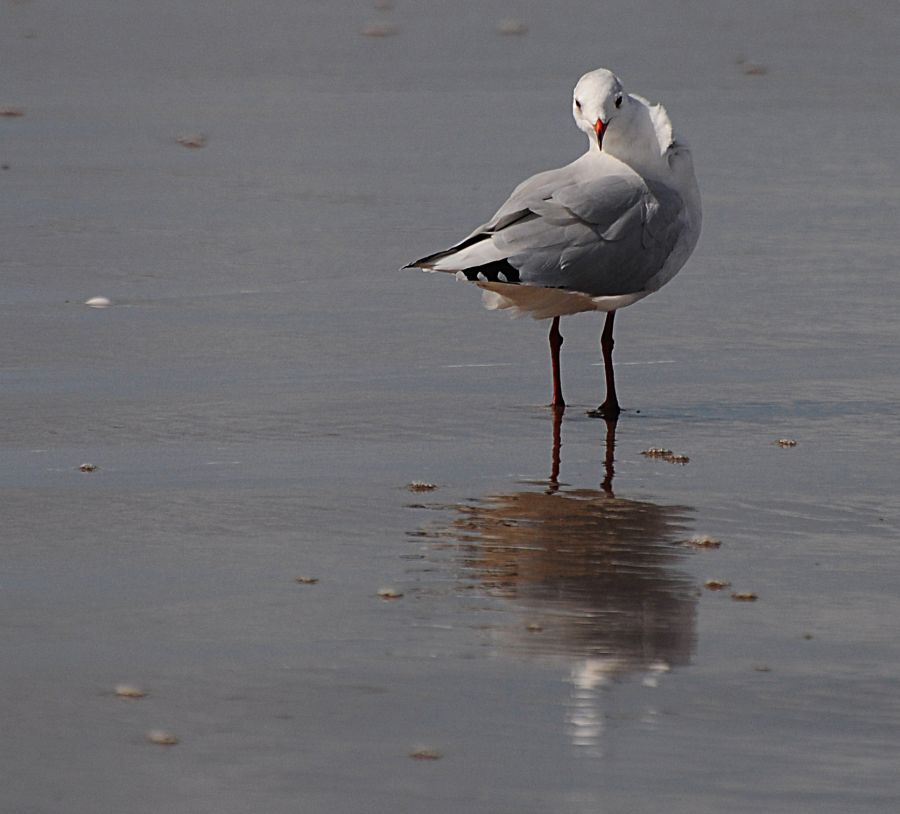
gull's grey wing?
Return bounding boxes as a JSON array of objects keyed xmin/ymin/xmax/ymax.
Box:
[
  {"xmin": 406, "ymin": 158, "xmax": 685, "ymax": 298},
  {"xmin": 405, "ymin": 165, "xmax": 579, "ymax": 270}
]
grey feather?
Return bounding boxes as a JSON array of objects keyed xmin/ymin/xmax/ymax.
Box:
[{"xmin": 408, "ymin": 153, "xmax": 685, "ymax": 299}]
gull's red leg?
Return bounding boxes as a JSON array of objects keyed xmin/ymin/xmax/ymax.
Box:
[
  {"xmin": 548, "ymin": 316, "xmax": 565, "ymax": 410},
  {"xmin": 597, "ymin": 310, "xmax": 621, "ymax": 419}
]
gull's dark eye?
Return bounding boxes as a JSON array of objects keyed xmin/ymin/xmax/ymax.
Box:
[
  {"xmin": 574, "ymin": 99, "xmax": 582, "ymax": 111},
  {"xmin": 614, "ymin": 93, "xmax": 623, "ymax": 109}
]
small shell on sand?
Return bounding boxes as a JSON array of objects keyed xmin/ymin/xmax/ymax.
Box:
[
  {"xmin": 497, "ymin": 18, "xmax": 528, "ymax": 35},
  {"xmin": 362, "ymin": 22, "xmax": 397, "ymax": 37},
  {"xmin": 736, "ymin": 56, "xmax": 769, "ymax": 75},
  {"xmin": 685, "ymin": 535, "xmax": 721, "ymax": 549},
  {"xmin": 176, "ymin": 133, "xmax": 207, "ymax": 148},
  {"xmin": 409, "ymin": 748, "xmax": 442, "ymax": 760},
  {"xmin": 775, "ymin": 438, "xmax": 797, "ymax": 448},
  {"xmin": 641, "ymin": 448, "xmax": 689, "ymax": 464},
  {"xmin": 146, "ymin": 730, "xmax": 179, "ymax": 745},
  {"xmin": 114, "ymin": 684, "xmax": 146, "ymax": 699},
  {"xmin": 295, "ymin": 576, "xmax": 319, "ymax": 585},
  {"xmin": 377, "ymin": 587, "xmax": 404, "ymax": 600},
  {"xmin": 731, "ymin": 591, "xmax": 758, "ymax": 602},
  {"xmin": 79, "ymin": 463, "xmax": 98, "ymax": 472},
  {"xmin": 85, "ymin": 296, "xmax": 112, "ymax": 308},
  {"xmin": 407, "ymin": 481, "xmax": 437, "ymax": 492},
  {"xmin": 703, "ymin": 579, "xmax": 731, "ymax": 591},
  {"xmin": 641, "ymin": 447, "xmax": 672, "ymax": 458}
]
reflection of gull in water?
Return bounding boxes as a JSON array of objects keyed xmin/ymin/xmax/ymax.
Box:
[
  {"xmin": 436, "ymin": 412, "xmax": 698, "ymax": 753},
  {"xmin": 455, "ymin": 485, "xmax": 696, "ymax": 665}
]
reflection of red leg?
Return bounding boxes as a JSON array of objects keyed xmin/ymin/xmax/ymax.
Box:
[
  {"xmin": 600, "ymin": 415, "xmax": 617, "ymax": 494},
  {"xmin": 548, "ymin": 403, "xmax": 563, "ymax": 491},
  {"xmin": 597, "ymin": 310, "xmax": 621, "ymax": 419},
  {"xmin": 548, "ymin": 316, "xmax": 565, "ymax": 409}
]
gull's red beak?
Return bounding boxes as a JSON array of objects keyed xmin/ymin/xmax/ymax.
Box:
[{"xmin": 594, "ymin": 119, "xmax": 606, "ymax": 150}]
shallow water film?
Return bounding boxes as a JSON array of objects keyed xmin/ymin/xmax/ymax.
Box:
[{"xmin": 2, "ymin": 1, "xmax": 899, "ymax": 812}]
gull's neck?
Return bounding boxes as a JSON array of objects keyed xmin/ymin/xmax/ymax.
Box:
[{"xmin": 589, "ymin": 98, "xmax": 672, "ymax": 180}]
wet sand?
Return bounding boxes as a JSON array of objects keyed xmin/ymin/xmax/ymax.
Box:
[{"xmin": 2, "ymin": 1, "xmax": 899, "ymax": 812}]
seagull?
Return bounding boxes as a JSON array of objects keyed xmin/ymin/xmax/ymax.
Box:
[{"xmin": 405, "ymin": 69, "xmax": 701, "ymax": 418}]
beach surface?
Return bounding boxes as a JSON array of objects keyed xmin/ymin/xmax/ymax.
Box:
[{"xmin": 2, "ymin": 1, "xmax": 899, "ymax": 811}]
